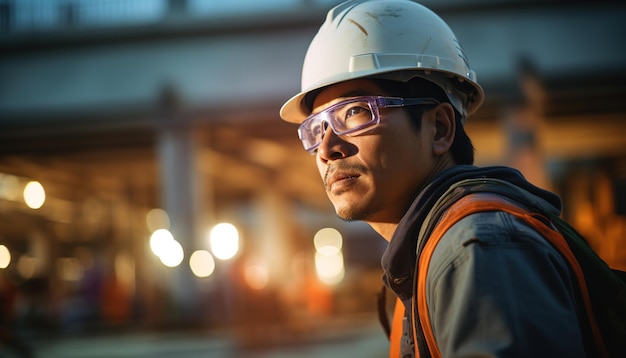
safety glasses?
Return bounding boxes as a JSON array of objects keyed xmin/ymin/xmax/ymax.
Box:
[{"xmin": 297, "ymin": 96, "xmax": 439, "ymax": 153}]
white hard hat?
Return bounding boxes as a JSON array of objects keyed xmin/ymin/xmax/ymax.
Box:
[{"xmin": 280, "ymin": 0, "xmax": 484, "ymax": 124}]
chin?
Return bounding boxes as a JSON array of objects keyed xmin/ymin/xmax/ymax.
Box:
[
  {"xmin": 329, "ymin": 188, "xmax": 379, "ymax": 221},
  {"xmin": 334, "ymin": 202, "xmax": 376, "ymax": 222}
]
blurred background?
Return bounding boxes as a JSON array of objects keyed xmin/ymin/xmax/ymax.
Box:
[{"xmin": 0, "ymin": 0, "xmax": 625, "ymax": 357}]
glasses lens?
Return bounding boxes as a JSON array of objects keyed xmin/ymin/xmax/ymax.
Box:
[
  {"xmin": 298, "ymin": 98, "xmax": 378, "ymax": 152},
  {"xmin": 299, "ymin": 113, "xmax": 326, "ymax": 151},
  {"xmin": 331, "ymin": 99, "xmax": 375, "ymax": 133}
]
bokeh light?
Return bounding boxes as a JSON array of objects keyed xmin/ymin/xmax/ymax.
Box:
[
  {"xmin": 0, "ymin": 245, "xmax": 10, "ymax": 269},
  {"xmin": 159, "ymin": 239, "xmax": 184, "ymax": 268},
  {"xmin": 23, "ymin": 181, "xmax": 45, "ymax": 209},
  {"xmin": 313, "ymin": 227, "xmax": 345, "ymax": 285},
  {"xmin": 0, "ymin": 175, "xmax": 20, "ymax": 201},
  {"xmin": 146, "ymin": 208, "xmax": 170, "ymax": 232},
  {"xmin": 315, "ymin": 251, "xmax": 345, "ymax": 285},
  {"xmin": 313, "ymin": 227, "xmax": 343, "ymax": 255},
  {"xmin": 244, "ymin": 264, "xmax": 269, "ymax": 290},
  {"xmin": 149, "ymin": 229, "xmax": 184, "ymax": 267},
  {"xmin": 189, "ymin": 250, "xmax": 215, "ymax": 278},
  {"xmin": 209, "ymin": 223, "xmax": 239, "ymax": 260},
  {"xmin": 150, "ymin": 229, "xmax": 175, "ymax": 258}
]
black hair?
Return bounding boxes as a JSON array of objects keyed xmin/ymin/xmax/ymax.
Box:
[{"xmin": 375, "ymin": 77, "xmax": 475, "ymax": 165}]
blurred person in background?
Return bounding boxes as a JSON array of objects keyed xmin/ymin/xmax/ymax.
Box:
[{"xmin": 279, "ymin": 0, "xmax": 615, "ymax": 357}]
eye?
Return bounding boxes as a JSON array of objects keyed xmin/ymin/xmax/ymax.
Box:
[
  {"xmin": 341, "ymin": 103, "xmax": 372, "ymax": 129},
  {"xmin": 344, "ymin": 104, "xmax": 369, "ymax": 119},
  {"xmin": 310, "ymin": 122, "xmax": 323, "ymax": 137}
]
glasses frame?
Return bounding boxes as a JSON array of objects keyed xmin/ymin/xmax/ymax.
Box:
[{"xmin": 298, "ymin": 96, "xmax": 440, "ymax": 153}]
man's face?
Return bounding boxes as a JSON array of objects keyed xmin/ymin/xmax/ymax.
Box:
[{"xmin": 311, "ymin": 79, "xmax": 436, "ymax": 224}]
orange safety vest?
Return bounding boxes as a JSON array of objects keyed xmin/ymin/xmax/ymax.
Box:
[{"xmin": 389, "ymin": 194, "xmax": 608, "ymax": 358}]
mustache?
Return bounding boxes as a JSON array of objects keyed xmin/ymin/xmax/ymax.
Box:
[{"xmin": 323, "ymin": 162, "xmax": 368, "ymax": 189}]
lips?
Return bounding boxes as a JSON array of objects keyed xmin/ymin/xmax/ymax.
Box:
[{"xmin": 325, "ymin": 171, "xmax": 360, "ymax": 192}]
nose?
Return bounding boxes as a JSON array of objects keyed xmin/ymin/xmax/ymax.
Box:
[{"xmin": 316, "ymin": 122, "xmax": 351, "ymax": 163}]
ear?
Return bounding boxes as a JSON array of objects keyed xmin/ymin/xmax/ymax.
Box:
[{"xmin": 431, "ymin": 103, "xmax": 456, "ymax": 156}]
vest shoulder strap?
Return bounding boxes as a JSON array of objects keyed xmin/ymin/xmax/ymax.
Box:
[{"xmin": 389, "ymin": 297, "xmax": 406, "ymax": 358}]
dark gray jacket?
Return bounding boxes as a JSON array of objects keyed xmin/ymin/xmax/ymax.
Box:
[{"xmin": 382, "ymin": 166, "xmax": 587, "ymax": 357}]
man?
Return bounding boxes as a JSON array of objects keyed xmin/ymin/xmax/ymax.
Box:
[{"xmin": 280, "ymin": 0, "xmax": 597, "ymax": 357}]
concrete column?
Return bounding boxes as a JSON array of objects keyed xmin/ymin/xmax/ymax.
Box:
[
  {"xmin": 253, "ymin": 189, "xmax": 292, "ymax": 288},
  {"xmin": 155, "ymin": 86, "xmax": 205, "ymax": 324}
]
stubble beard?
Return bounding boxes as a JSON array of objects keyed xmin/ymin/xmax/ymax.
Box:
[
  {"xmin": 328, "ymin": 182, "xmax": 380, "ymax": 222},
  {"xmin": 323, "ymin": 162, "xmax": 376, "ymax": 221},
  {"xmin": 335, "ymin": 203, "xmax": 378, "ymax": 222}
]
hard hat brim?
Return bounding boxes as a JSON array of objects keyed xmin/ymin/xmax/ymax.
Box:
[{"xmin": 280, "ymin": 67, "xmax": 484, "ymax": 124}]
